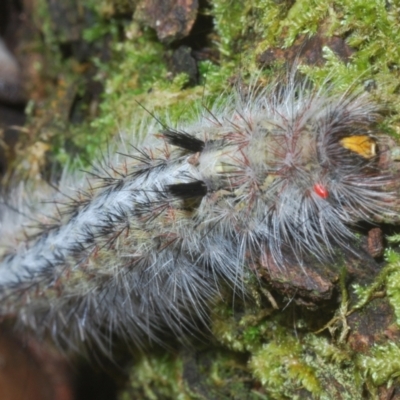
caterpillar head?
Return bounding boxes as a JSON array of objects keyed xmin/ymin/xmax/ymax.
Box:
[{"xmin": 252, "ymin": 88, "xmax": 397, "ymax": 265}]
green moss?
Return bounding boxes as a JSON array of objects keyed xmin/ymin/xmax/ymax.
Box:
[
  {"xmin": 383, "ymin": 250, "xmax": 400, "ymax": 326},
  {"xmin": 211, "ymin": 263, "xmax": 400, "ymax": 399},
  {"xmin": 120, "ymin": 347, "xmax": 269, "ymax": 399},
  {"xmin": 211, "ymin": 0, "xmax": 246, "ymax": 58},
  {"xmin": 210, "ymin": 0, "xmax": 400, "ymax": 137},
  {"xmin": 120, "ymin": 353, "xmax": 193, "ymax": 400},
  {"xmin": 351, "ymin": 249, "xmax": 400, "ymax": 326},
  {"xmin": 250, "ymin": 331, "xmax": 321, "ymax": 397},
  {"xmin": 249, "ymin": 332, "xmax": 365, "ymax": 399},
  {"xmin": 388, "ymin": 234, "xmax": 400, "ymax": 245},
  {"xmin": 88, "ymin": 25, "xmax": 167, "ymax": 134},
  {"xmin": 212, "ymin": 296, "xmax": 362, "ymax": 398},
  {"xmin": 358, "ymin": 342, "xmax": 400, "ymax": 387},
  {"xmin": 212, "ymin": 307, "xmax": 276, "ymax": 353},
  {"xmin": 210, "ymin": 0, "xmax": 289, "ymax": 71},
  {"xmin": 275, "ymin": 0, "xmax": 400, "ymax": 133}
]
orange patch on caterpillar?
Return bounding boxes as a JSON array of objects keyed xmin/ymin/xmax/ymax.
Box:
[{"xmin": 340, "ymin": 135, "xmax": 376, "ymax": 159}]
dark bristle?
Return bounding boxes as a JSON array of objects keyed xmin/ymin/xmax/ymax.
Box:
[
  {"xmin": 162, "ymin": 129, "xmax": 205, "ymax": 153},
  {"xmin": 168, "ymin": 181, "xmax": 208, "ymax": 199}
]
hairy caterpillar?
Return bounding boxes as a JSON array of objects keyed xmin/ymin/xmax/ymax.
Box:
[{"xmin": 0, "ymin": 78, "xmax": 398, "ymax": 354}]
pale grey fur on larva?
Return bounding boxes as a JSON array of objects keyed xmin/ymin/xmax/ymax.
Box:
[{"xmin": 0, "ymin": 80, "xmax": 397, "ymax": 353}]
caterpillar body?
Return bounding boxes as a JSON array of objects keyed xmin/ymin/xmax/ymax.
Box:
[{"xmin": 0, "ymin": 79, "xmax": 397, "ymax": 353}]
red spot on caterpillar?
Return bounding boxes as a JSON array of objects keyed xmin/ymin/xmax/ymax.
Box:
[{"xmin": 313, "ymin": 183, "xmax": 329, "ymax": 199}]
